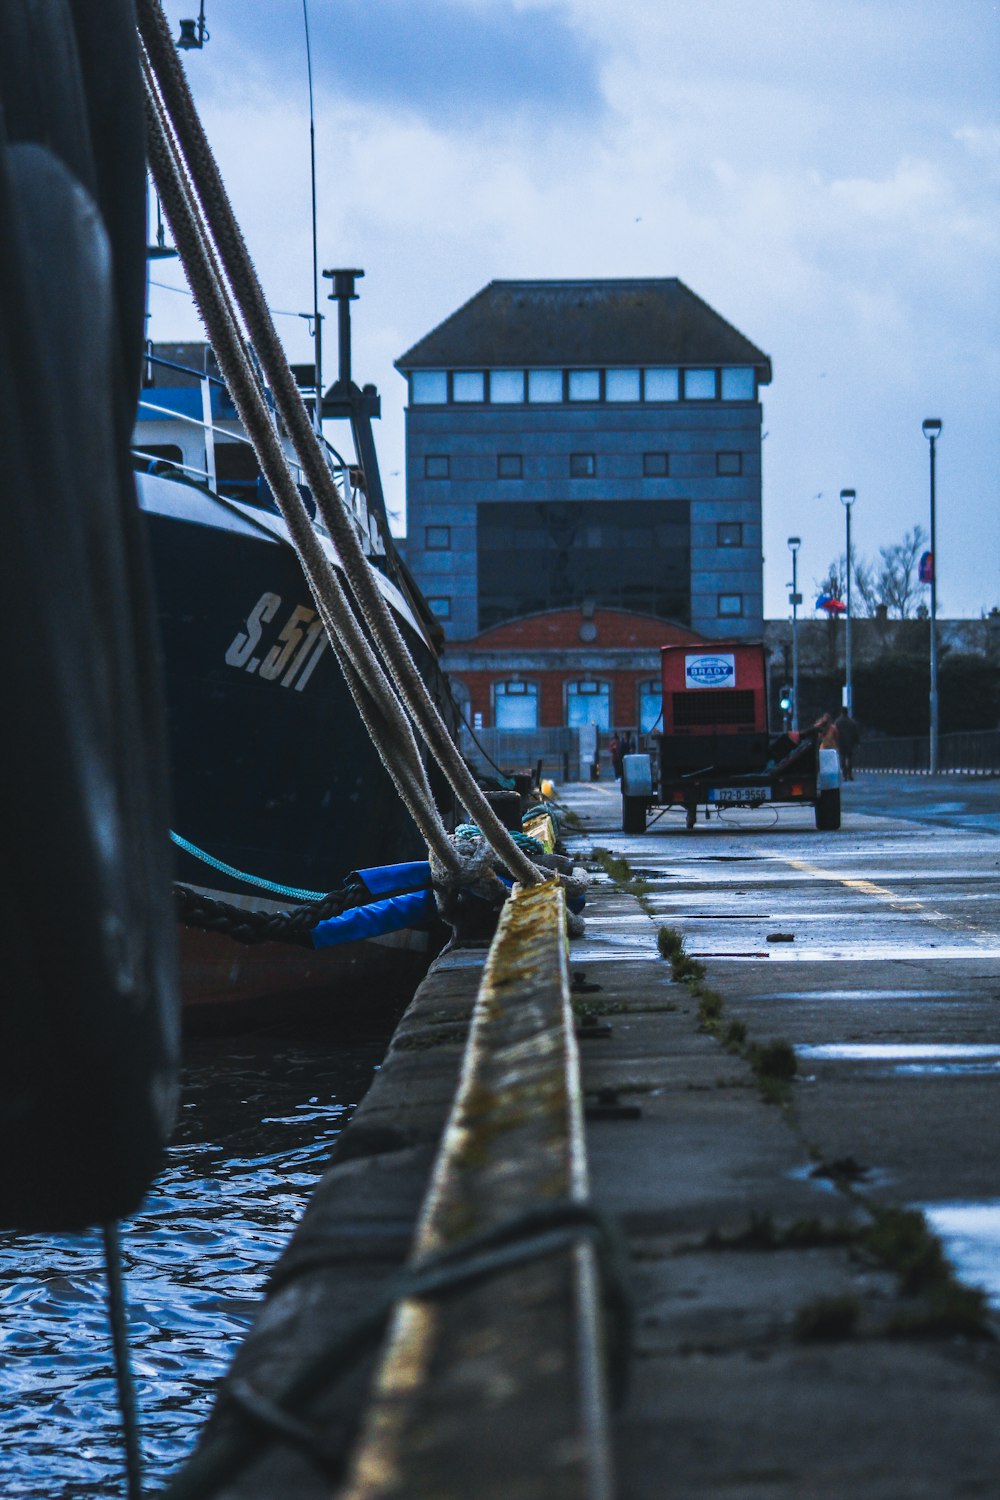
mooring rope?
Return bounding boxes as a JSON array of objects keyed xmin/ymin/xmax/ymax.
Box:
[
  {"xmin": 137, "ymin": 0, "xmax": 543, "ymax": 894},
  {"xmin": 140, "ymin": 50, "xmax": 462, "ymax": 877},
  {"xmin": 102, "ymin": 1223, "xmax": 144, "ymax": 1500}
]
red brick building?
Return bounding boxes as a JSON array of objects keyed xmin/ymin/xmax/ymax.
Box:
[{"xmin": 443, "ymin": 606, "xmax": 707, "ymax": 732}]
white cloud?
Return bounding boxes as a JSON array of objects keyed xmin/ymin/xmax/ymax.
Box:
[{"xmin": 148, "ymin": 0, "xmax": 1000, "ymax": 617}]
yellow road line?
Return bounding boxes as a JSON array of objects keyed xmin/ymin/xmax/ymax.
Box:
[{"xmin": 774, "ymin": 855, "xmax": 996, "ymax": 942}]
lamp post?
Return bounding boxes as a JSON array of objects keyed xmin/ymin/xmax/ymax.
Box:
[
  {"xmin": 787, "ymin": 536, "xmax": 802, "ymax": 730},
  {"xmin": 177, "ymin": 2, "xmax": 209, "ymax": 48},
  {"xmin": 922, "ymin": 419, "xmax": 942, "ymax": 773},
  {"xmin": 839, "ymin": 489, "xmax": 856, "ymax": 714}
]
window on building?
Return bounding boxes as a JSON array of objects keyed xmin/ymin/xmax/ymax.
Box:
[
  {"xmin": 721, "ymin": 366, "xmax": 756, "ymax": 400},
  {"xmin": 425, "ymin": 525, "xmax": 451, "ymax": 550},
  {"xmin": 411, "ymin": 370, "xmax": 447, "ymax": 404},
  {"xmin": 716, "ymin": 451, "xmax": 743, "ymax": 476},
  {"xmin": 494, "ymin": 680, "xmax": 539, "ymax": 730},
  {"xmin": 426, "ymin": 596, "xmax": 452, "ymax": 619},
  {"xmin": 569, "ymin": 452, "xmax": 596, "ymax": 478},
  {"xmin": 490, "ymin": 369, "xmax": 525, "ymax": 403},
  {"xmin": 606, "ymin": 368, "xmax": 640, "ymax": 402},
  {"xmin": 716, "ymin": 521, "xmax": 743, "ymax": 547},
  {"xmin": 497, "ymin": 453, "xmax": 523, "ymax": 479},
  {"xmin": 643, "ymin": 451, "xmax": 670, "ymax": 477},
  {"xmin": 684, "ymin": 368, "xmax": 717, "ymax": 400},
  {"xmin": 566, "ymin": 680, "xmax": 611, "ymax": 730},
  {"xmin": 718, "ymin": 593, "xmax": 744, "ymax": 617},
  {"xmin": 424, "ymin": 454, "xmax": 450, "ymax": 479},
  {"xmin": 644, "ymin": 367, "xmax": 679, "ymax": 401},
  {"xmin": 452, "ymin": 371, "xmax": 485, "ymax": 402},
  {"xmin": 527, "ymin": 368, "xmax": 563, "ymax": 402},
  {"xmin": 639, "ymin": 681, "xmax": 663, "ymax": 733},
  {"xmin": 568, "ymin": 369, "xmax": 600, "ymax": 401}
]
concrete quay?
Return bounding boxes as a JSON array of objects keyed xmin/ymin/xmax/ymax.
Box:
[{"xmin": 181, "ymin": 775, "xmax": 1000, "ymax": 1500}]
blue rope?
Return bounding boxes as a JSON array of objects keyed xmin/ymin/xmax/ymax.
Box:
[{"xmin": 169, "ymin": 831, "xmax": 329, "ymax": 902}]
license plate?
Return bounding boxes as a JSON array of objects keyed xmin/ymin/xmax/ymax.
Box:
[{"xmin": 709, "ymin": 786, "xmax": 771, "ymax": 803}]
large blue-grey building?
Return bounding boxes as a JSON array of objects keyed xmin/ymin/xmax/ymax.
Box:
[{"xmin": 395, "ymin": 278, "xmax": 771, "ymax": 644}]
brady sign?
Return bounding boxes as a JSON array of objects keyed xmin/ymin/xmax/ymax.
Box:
[{"xmin": 684, "ymin": 653, "xmax": 736, "ymax": 689}]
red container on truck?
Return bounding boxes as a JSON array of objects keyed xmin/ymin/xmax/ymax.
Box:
[{"xmin": 620, "ymin": 641, "xmax": 842, "ymax": 833}]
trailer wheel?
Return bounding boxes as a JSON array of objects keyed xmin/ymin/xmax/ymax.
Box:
[
  {"xmin": 815, "ymin": 789, "xmax": 841, "ymax": 831},
  {"xmin": 622, "ymin": 797, "xmax": 646, "ymax": 834}
]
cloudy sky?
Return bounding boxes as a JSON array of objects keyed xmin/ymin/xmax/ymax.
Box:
[{"xmin": 148, "ymin": 0, "xmax": 999, "ymax": 619}]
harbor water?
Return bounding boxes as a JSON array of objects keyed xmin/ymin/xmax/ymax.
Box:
[{"xmin": 0, "ymin": 1029, "xmax": 386, "ymax": 1497}]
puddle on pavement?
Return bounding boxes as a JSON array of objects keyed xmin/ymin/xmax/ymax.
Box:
[
  {"xmin": 919, "ymin": 1203, "xmax": 1000, "ymax": 1310},
  {"xmin": 799, "ymin": 1044, "xmax": 1000, "ymax": 1059},
  {"xmin": 797, "ymin": 1042, "xmax": 1000, "ymax": 1075},
  {"xmin": 755, "ymin": 990, "xmax": 961, "ymax": 1002}
]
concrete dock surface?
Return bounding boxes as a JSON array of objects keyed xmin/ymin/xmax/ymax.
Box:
[
  {"xmin": 192, "ymin": 774, "xmax": 1000, "ymax": 1500},
  {"xmin": 565, "ymin": 775, "xmax": 1000, "ymax": 1499}
]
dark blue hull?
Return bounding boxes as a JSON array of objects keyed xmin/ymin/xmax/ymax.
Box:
[{"xmin": 136, "ymin": 473, "xmax": 451, "ymax": 1018}]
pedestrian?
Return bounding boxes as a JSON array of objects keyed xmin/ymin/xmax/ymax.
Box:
[
  {"xmin": 609, "ymin": 733, "xmax": 622, "ymax": 780},
  {"xmin": 813, "ymin": 713, "xmax": 839, "ymax": 752},
  {"xmin": 835, "ymin": 709, "xmax": 860, "ymax": 780}
]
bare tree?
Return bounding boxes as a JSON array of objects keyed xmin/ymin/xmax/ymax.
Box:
[
  {"xmin": 815, "ymin": 554, "xmax": 848, "ymax": 604},
  {"xmin": 817, "ymin": 526, "xmax": 928, "ymax": 619},
  {"xmin": 874, "ymin": 526, "xmax": 927, "ymax": 618}
]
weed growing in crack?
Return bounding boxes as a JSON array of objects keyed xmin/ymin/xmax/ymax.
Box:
[
  {"xmin": 794, "ymin": 1295, "xmax": 861, "ymax": 1342},
  {"xmin": 591, "ymin": 847, "xmax": 651, "ymax": 908}
]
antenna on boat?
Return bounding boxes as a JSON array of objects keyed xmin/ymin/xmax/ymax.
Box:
[
  {"xmin": 146, "ymin": 189, "xmax": 178, "ymax": 260},
  {"xmin": 321, "ymin": 268, "xmax": 392, "ymax": 531},
  {"xmin": 302, "ymin": 0, "xmax": 324, "ymax": 436}
]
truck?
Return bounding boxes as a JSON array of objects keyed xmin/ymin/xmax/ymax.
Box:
[{"xmin": 621, "ymin": 641, "xmax": 842, "ymax": 834}]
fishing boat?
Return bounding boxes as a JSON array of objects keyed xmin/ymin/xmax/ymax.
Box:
[{"xmin": 133, "ymin": 321, "xmax": 458, "ymax": 1028}]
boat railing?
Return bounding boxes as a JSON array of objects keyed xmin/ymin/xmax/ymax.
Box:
[{"xmin": 134, "ymin": 352, "xmax": 388, "ymax": 559}]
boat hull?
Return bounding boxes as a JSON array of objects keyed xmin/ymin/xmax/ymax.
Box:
[{"xmin": 137, "ymin": 472, "xmax": 451, "ymax": 1023}]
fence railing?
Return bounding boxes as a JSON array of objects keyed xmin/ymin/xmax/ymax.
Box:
[
  {"xmin": 856, "ymin": 730, "xmax": 1000, "ymax": 775},
  {"xmin": 459, "ymin": 727, "xmax": 590, "ymax": 783}
]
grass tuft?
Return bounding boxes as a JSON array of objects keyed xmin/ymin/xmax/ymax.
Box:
[{"xmin": 794, "ymin": 1295, "xmax": 861, "ymax": 1343}]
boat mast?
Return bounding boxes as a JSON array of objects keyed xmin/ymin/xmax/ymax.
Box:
[{"xmin": 302, "ymin": 0, "xmax": 323, "ymax": 435}]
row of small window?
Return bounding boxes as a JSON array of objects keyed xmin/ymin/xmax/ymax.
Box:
[
  {"xmin": 426, "ymin": 592, "xmax": 746, "ymax": 619},
  {"xmin": 424, "ymin": 521, "xmax": 744, "ymax": 550},
  {"xmin": 424, "ymin": 451, "xmax": 744, "ymax": 480},
  {"xmin": 410, "ymin": 366, "xmax": 757, "ymax": 406},
  {"xmin": 466, "ymin": 679, "xmax": 663, "ymax": 733}
]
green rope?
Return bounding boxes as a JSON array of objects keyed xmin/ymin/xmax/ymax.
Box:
[
  {"xmin": 169, "ymin": 831, "xmax": 329, "ymax": 902},
  {"xmin": 454, "ymin": 822, "xmax": 545, "ymax": 857}
]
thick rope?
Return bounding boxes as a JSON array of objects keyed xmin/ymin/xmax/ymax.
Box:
[
  {"xmin": 141, "ymin": 56, "xmax": 461, "ymax": 875},
  {"xmin": 141, "ymin": 61, "xmax": 452, "ymax": 871},
  {"xmin": 136, "ymin": 0, "xmax": 542, "ymax": 891},
  {"xmin": 102, "ymin": 1223, "xmax": 144, "ymax": 1500}
]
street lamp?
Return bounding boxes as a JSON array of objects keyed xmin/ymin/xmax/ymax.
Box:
[
  {"xmin": 839, "ymin": 489, "xmax": 856, "ymax": 714},
  {"xmin": 787, "ymin": 536, "xmax": 802, "ymax": 730},
  {"xmin": 177, "ymin": 2, "xmax": 209, "ymax": 48},
  {"xmin": 922, "ymin": 419, "xmax": 943, "ymax": 772}
]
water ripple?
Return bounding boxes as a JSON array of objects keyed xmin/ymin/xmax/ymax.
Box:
[{"xmin": 0, "ymin": 1033, "xmax": 382, "ymax": 1497}]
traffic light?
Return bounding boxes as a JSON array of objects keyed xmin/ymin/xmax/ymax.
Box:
[{"xmin": 779, "ymin": 684, "xmax": 793, "ymax": 714}]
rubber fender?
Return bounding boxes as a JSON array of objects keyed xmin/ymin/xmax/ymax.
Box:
[
  {"xmin": 312, "ymin": 891, "xmax": 437, "ymax": 949},
  {"xmin": 354, "ymin": 861, "xmax": 433, "ymax": 899},
  {"xmin": 0, "ymin": 137, "xmax": 180, "ymax": 1232},
  {"xmin": 0, "ymin": 0, "xmax": 147, "ymax": 423}
]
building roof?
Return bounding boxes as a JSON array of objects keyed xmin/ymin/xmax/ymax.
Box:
[{"xmin": 396, "ymin": 279, "xmax": 771, "ymax": 381}]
